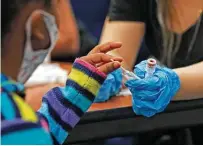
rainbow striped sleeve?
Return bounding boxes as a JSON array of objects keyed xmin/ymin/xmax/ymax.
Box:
[{"xmin": 38, "ymin": 58, "xmax": 106, "ymax": 144}]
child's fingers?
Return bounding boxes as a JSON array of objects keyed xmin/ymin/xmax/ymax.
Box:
[
  {"xmin": 110, "ymin": 57, "xmax": 123, "ymax": 62},
  {"xmin": 95, "ymin": 57, "xmax": 123, "ymax": 67},
  {"xmin": 98, "ymin": 61, "xmax": 121, "ymax": 74},
  {"xmin": 80, "ymin": 53, "xmax": 123, "ymax": 65},
  {"xmin": 89, "ymin": 42, "xmax": 122, "ymax": 54},
  {"xmin": 95, "ymin": 62, "xmax": 105, "ymax": 68}
]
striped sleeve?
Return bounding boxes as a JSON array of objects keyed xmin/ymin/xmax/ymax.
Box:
[
  {"xmin": 1, "ymin": 92, "xmax": 53, "ymax": 145},
  {"xmin": 38, "ymin": 58, "xmax": 107, "ymax": 144}
]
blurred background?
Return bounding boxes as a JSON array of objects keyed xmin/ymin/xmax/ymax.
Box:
[{"xmin": 2, "ymin": 0, "xmax": 202, "ymax": 145}]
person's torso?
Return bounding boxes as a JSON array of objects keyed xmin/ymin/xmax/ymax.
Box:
[
  {"xmin": 1, "ymin": 74, "xmax": 53, "ymax": 144},
  {"xmin": 144, "ymin": 0, "xmax": 203, "ymax": 68}
]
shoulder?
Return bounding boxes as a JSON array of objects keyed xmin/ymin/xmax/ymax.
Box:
[
  {"xmin": 1, "ymin": 90, "xmax": 38, "ymax": 123},
  {"xmin": 108, "ymin": 0, "xmax": 153, "ymax": 22},
  {"xmin": 1, "ymin": 90, "xmax": 52, "ymax": 144}
]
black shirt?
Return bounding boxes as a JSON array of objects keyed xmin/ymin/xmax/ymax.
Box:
[{"xmin": 108, "ymin": 0, "xmax": 203, "ymax": 68}]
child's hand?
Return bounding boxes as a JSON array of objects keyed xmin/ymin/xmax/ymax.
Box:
[{"xmin": 80, "ymin": 42, "xmax": 123, "ymax": 74}]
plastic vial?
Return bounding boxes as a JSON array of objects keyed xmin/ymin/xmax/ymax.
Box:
[{"xmin": 145, "ymin": 58, "xmax": 156, "ymax": 78}]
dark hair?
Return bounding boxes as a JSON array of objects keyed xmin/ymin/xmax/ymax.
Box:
[{"xmin": 1, "ymin": 0, "xmax": 51, "ymax": 39}]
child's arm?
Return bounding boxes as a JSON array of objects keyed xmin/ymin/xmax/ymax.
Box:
[
  {"xmin": 37, "ymin": 42, "xmax": 123, "ymax": 144},
  {"xmin": 37, "ymin": 59, "xmax": 106, "ymax": 144}
]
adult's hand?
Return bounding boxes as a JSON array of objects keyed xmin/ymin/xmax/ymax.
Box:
[{"xmin": 125, "ymin": 60, "xmax": 180, "ymax": 117}]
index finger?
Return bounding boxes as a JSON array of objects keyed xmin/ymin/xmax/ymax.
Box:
[{"xmin": 89, "ymin": 42, "xmax": 122, "ymax": 54}]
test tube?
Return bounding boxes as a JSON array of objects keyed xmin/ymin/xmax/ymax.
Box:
[
  {"xmin": 110, "ymin": 59, "xmax": 139, "ymax": 79},
  {"xmin": 145, "ymin": 58, "xmax": 156, "ymax": 78}
]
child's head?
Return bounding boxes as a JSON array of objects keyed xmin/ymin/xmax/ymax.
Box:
[{"xmin": 2, "ymin": 0, "xmax": 58, "ymax": 83}]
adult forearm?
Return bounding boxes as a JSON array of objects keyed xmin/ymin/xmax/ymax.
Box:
[
  {"xmin": 173, "ymin": 61, "xmax": 203, "ymax": 100},
  {"xmin": 51, "ymin": 0, "xmax": 80, "ymax": 57},
  {"xmin": 99, "ymin": 18, "xmax": 145, "ymax": 70}
]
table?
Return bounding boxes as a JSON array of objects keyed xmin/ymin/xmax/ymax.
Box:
[
  {"xmin": 25, "ymin": 62, "xmax": 203, "ymax": 144},
  {"xmin": 26, "ymin": 62, "xmax": 132, "ymax": 112}
]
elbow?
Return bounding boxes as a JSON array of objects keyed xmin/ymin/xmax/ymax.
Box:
[{"xmin": 54, "ymin": 31, "xmax": 80, "ymax": 55}]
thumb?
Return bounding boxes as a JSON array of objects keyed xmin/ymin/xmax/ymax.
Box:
[{"xmin": 98, "ymin": 61, "xmax": 121, "ymax": 74}]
